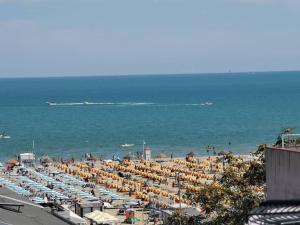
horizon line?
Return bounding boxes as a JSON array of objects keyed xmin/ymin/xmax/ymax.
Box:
[{"xmin": 0, "ymin": 69, "xmax": 299, "ymax": 80}]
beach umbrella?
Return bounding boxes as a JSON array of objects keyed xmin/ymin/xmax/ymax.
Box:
[
  {"xmin": 40, "ymin": 156, "xmax": 52, "ymax": 163},
  {"xmin": 123, "ymin": 154, "xmax": 134, "ymax": 161},
  {"xmin": 156, "ymin": 152, "xmax": 167, "ymax": 159},
  {"xmin": 6, "ymin": 159, "xmax": 18, "ymax": 165},
  {"xmin": 218, "ymin": 151, "xmax": 228, "ymax": 156},
  {"xmin": 186, "ymin": 151, "xmax": 196, "ymax": 158},
  {"xmin": 147, "ymin": 192, "xmax": 155, "ymax": 198}
]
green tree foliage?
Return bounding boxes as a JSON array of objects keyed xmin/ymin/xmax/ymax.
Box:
[
  {"xmin": 243, "ymin": 144, "xmax": 266, "ymax": 186},
  {"xmin": 166, "ymin": 212, "xmax": 205, "ymax": 225}
]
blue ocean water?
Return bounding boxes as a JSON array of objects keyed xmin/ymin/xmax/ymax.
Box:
[{"xmin": 0, "ymin": 72, "xmax": 300, "ymax": 160}]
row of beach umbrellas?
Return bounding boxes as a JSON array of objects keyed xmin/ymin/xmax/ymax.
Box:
[
  {"xmin": 98, "ymin": 187, "xmax": 124, "ymax": 200},
  {"xmin": 0, "ymin": 177, "xmax": 30, "ymax": 195},
  {"xmin": 28, "ymin": 169, "xmax": 97, "ymax": 201},
  {"xmin": 18, "ymin": 176, "xmax": 68, "ymax": 200},
  {"xmin": 59, "ymin": 172, "xmax": 87, "ymax": 186}
]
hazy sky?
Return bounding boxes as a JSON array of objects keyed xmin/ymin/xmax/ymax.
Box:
[{"xmin": 0, "ymin": 0, "xmax": 299, "ymax": 77}]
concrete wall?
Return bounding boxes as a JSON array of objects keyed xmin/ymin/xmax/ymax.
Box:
[{"xmin": 266, "ymin": 148, "xmax": 300, "ymax": 200}]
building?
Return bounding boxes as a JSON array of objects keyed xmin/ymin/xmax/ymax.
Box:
[
  {"xmin": 249, "ymin": 134, "xmax": 300, "ymax": 224},
  {"xmin": 265, "ymin": 133, "xmax": 300, "ymax": 201},
  {"xmin": 18, "ymin": 153, "xmax": 35, "ymax": 167},
  {"xmin": 144, "ymin": 147, "xmax": 151, "ymax": 160},
  {"xmin": 0, "ymin": 187, "xmax": 71, "ymax": 225},
  {"xmin": 266, "ymin": 145, "xmax": 300, "ymax": 201}
]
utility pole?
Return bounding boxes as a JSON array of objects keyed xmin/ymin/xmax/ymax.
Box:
[
  {"xmin": 176, "ymin": 172, "xmax": 182, "ymax": 225},
  {"xmin": 142, "ymin": 140, "xmax": 146, "ymax": 159}
]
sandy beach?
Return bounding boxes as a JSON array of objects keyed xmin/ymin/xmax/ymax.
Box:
[{"xmin": 0, "ymin": 153, "xmax": 258, "ymax": 224}]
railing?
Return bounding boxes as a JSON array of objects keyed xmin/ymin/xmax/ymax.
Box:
[{"xmin": 281, "ymin": 134, "xmax": 300, "ymax": 148}]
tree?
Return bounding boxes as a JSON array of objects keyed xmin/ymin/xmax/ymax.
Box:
[
  {"xmin": 243, "ymin": 144, "xmax": 266, "ymax": 186},
  {"xmin": 200, "ymin": 145, "xmax": 266, "ymax": 225},
  {"xmin": 168, "ymin": 144, "xmax": 266, "ymax": 225},
  {"xmin": 166, "ymin": 213, "xmax": 205, "ymax": 225}
]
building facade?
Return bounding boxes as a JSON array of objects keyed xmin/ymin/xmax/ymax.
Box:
[{"xmin": 266, "ymin": 146, "xmax": 300, "ymax": 200}]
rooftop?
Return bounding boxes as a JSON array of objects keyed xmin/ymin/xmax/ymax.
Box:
[
  {"xmin": 269, "ymin": 133, "xmax": 300, "ymax": 153},
  {"xmin": 0, "ymin": 187, "xmax": 70, "ymax": 225},
  {"xmin": 248, "ymin": 200, "xmax": 300, "ymax": 225}
]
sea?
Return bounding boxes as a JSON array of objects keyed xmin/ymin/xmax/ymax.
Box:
[{"xmin": 0, "ymin": 71, "xmax": 300, "ymax": 160}]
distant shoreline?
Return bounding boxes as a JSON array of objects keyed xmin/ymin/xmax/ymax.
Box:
[
  {"xmin": 0, "ymin": 70, "xmax": 299, "ymax": 80},
  {"xmin": 0, "ymin": 149, "xmax": 256, "ymax": 163}
]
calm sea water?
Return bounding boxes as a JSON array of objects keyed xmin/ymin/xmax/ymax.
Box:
[{"xmin": 0, "ymin": 72, "xmax": 299, "ymax": 160}]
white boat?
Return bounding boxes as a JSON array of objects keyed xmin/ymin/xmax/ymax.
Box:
[
  {"xmin": 47, "ymin": 101, "xmax": 93, "ymax": 106},
  {"xmin": 0, "ymin": 132, "xmax": 10, "ymax": 139},
  {"xmin": 200, "ymin": 102, "xmax": 213, "ymax": 106},
  {"xmin": 46, "ymin": 102, "xmax": 57, "ymax": 106},
  {"xmin": 120, "ymin": 144, "xmax": 135, "ymax": 148}
]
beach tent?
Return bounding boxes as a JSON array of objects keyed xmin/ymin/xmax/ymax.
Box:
[{"xmin": 84, "ymin": 210, "xmax": 118, "ymax": 225}]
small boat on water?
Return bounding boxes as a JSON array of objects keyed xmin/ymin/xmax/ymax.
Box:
[
  {"xmin": 0, "ymin": 132, "xmax": 10, "ymax": 139},
  {"xmin": 46, "ymin": 101, "xmax": 93, "ymax": 106},
  {"xmin": 120, "ymin": 144, "xmax": 135, "ymax": 148},
  {"xmin": 46, "ymin": 102, "xmax": 57, "ymax": 106},
  {"xmin": 200, "ymin": 102, "xmax": 213, "ymax": 106}
]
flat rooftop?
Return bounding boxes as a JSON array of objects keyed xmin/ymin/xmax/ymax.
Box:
[
  {"xmin": 270, "ymin": 133, "xmax": 300, "ymax": 152},
  {"xmin": 0, "ymin": 187, "xmax": 70, "ymax": 225}
]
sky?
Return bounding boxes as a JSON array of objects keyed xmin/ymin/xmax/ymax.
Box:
[{"xmin": 0, "ymin": 0, "xmax": 299, "ymax": 77}]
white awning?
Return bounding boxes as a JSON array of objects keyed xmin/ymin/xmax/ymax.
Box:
[
  {"xmin": 84, "ymin": 210, "xmax": 118, "ymax": 224},
  {"xmin": 170, "ymin": 203, "xmax": 188, "ymax": 209}
]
